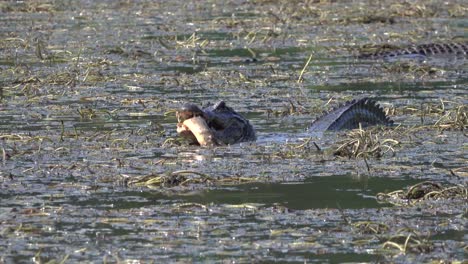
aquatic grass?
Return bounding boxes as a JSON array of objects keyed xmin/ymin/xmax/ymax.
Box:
[
  {"xmin": 175, "ymin": 33, "xmax": 209, "ymax": 50},
  {"xmin": 129, "ymin": 170, "xmax": 260, "ymax": 188},
  {"xmin": 175, "ymin": 202, "xmax": 208, "ymax": 211},
  {"xmin": 433, "ymin": 104, "xmax": 467, "ymax": 132},
  {"xmin": 400, "ymin": 100, "xmax": 447, "ymax": 124},
  {"xmin": 398, "ymin": 101, "xmax": 467, "ymax": 132},
  {"xmin": 450, "ymin": 166, "xmax": 468, "ymax": 177},
  {"xmin": 352, "ymin": 221, "xmax": 389, "ymax": 234},
  {"xmin": 381, "ymin": 61, "xmax": 442, "ymax": 77},
  {"xmin": 334, "ymin": 1, "xmax": 442, "ymax": 26},
  {"xmin": 0, "ymin": 134, "xmax": 55, "ymax": 159},
  {"xmin": 162, "ymin": 136, "xmax": 190, "ymax": 147},
  {"xmin": 265, "ymin": 99, "xmax": 309, "ymax": 118},
  {"xmin": 271, "ymin": 138, "xmax": 322, "ymax": 159},
  {"xmin": 387, "ymin": 2, "xmax": 435, "ymax": 18},
  {"xmin": 297, "ymin": 53, "xmax": 313, "ymax": 83},
  {"xmin": 447, "ymin": 4, "xmax": 468, "ymax": 17},
  {"xmin": 2, "ymin": 58, "xmax": 113, "ymax": 102},
  {"xmin": 232, "ymin": 26, "xmax": 282, "ymax": 46},
  {"xmin": 333, "ymin": 125, "xmax": 400, "ymax": 159},
  {"xmin": 77, "ymin": 108, "xmax": 97, "ymax": 120},
  {"xmin": 1, "ymin": 1, "xmax": 56, "ymax": 13},
  {"xmin": 33, "ymin": 251, "xmax": 69, "ymax": 264},
  {"xmin": 381, "ymin": 229, "xmax": 433, "ymax": 254},
  {"xmin": 376, "ymin": 181, "xmax": 468, "ymax": 206},
  {"xmin": 0, "ymin": 133, "xmax": 52, "ymax": 143}
]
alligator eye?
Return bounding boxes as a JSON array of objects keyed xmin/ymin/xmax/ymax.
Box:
[{"xmin": 213, "ymin": 101, "xmax": 227, "ymax": 111}]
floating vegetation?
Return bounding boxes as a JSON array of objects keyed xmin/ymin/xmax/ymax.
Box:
[
  {"xmin": 175, "ymin": 33, "xmax": 209, "ymax": 50},
  {"xmin": 265, "ymin": 99, "xmax": 310, "ymax": 117},
  {"xmin": 350, "ymin": 223, "xmax": 436, "ymax": 255},
  {"xmin": 382, "ymin": 62, "xmax": 442, "ymax": 77},
  {"xmin": 0, "ymin": 1, "xmax": 59, "ymax": 13},
  {"xmin": 381, "ymin": 229, "xmax": 433, "ymax": 254},
  {"xmin": 271, "ymin": 137, "xmax": 322, "ymax": 159},
  {"xmin": 433, "ymin": 104, "xmax": 467, "ymax": 132},
  {"xmin": 396, "ymin": 100, "xmax": 467, "ymax": 132},
  {"xmin": 128, "ymin": 170, "xmax": 260, "ymax": 188},
  {"xmin": 376, "ymin": 181, "xmax": 468, "ymax": 206},
  {"xmin": 334, "ymin": 126, "xmax": 399, "ymax": 159},
  {"xmin": 352, "ymin": 221, "xmax": 389, "ymax": 234},
  {"xmin": 450, "ymin": 166, "xmax": 468, "ymax": 177}
]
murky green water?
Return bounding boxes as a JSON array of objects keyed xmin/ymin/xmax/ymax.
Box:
[{"xmin": 0, "ymin": 0, "xmax": 467, "ymax": 263}]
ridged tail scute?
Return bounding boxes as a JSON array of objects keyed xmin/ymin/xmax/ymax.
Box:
[
  {"xmin": 360, "ymin": 42, "xmax": 468, "ymax": 59},
  {"xmin": 309, "ymin": 98, "xmax": 393, "ymax": 132}
]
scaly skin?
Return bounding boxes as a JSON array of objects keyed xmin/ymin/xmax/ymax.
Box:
[
  {"xmin": 360, "ymin": 42, "xmax": 468, "ymax": 60},
  {"xmin": 309, "ymin": 98, "xmax": 393, "ymax": 132}
]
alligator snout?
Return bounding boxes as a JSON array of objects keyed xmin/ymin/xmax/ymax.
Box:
[{"xmin": 176, "ymin": 103, "xmax": 205, "ymax": 123}]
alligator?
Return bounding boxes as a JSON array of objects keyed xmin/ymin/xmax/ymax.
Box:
[
  {"xmin": 176, "ymin": 98, "xmax": 393, "ymax": 146},
  {"xmin": 359, "ymin": 42, "xmax": 468, "ymax": 61}
]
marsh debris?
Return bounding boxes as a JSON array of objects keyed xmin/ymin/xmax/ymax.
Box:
[
  {"xmin": 433, "ymin": 104, "xmax": 467, "ymax": 133},
  {"xmin": 376, "ymin": 181, "xmax": 467, "ymax": 206},
  {"xmin": 334, "ymin": 126, "xmax": 399, "ymax": 159},
  {"xmin": 381, "ymin": 229, "xmax": 434, "ymax": 254},
  {"xmin": 382, "ymin": 62, "xmax": 442, "ymax": 77},
  {"xmin": 352, "ymin": 221, "xmax": 390, "ymax": 234},
  {"xmin": 128, "ymin": 170, "xmax": 260, "ymax": 188}
]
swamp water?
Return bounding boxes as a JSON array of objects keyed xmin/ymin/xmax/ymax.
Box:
[{"xmin": 0, "ymin": 0, "xmax": 467, "ymax": 263}]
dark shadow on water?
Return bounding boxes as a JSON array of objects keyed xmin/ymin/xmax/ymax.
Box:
[
  {"xmin": 178, "ymin": 175, "xmax": 420, "ymax": 210},
  {"xmin": 78, "ymin": 175, "xmax": 421, "ymax": 210}
]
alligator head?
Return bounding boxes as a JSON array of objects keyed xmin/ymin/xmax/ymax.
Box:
[{"xmin": 176, "ymin": 101, "xmax": 256, "ymax": 146}]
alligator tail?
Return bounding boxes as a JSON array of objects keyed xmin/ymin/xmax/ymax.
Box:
[
  {"xmin": 360, "ymin": 42, "xmax": 468, "ymax": 60},
  {"xmin": 310, "ymin": 98, "xmax": 393, "ymax": 131}
]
